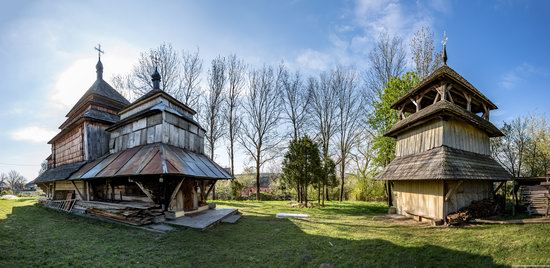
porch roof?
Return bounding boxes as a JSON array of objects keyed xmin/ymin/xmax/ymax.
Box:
[{"xmin": 69, "ymin": 143, "xmax": 232, "ymax": 180}]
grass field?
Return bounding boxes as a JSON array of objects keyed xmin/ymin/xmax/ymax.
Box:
[{"xmin": 1, "ymin": 198, "xmax": 549, "ymax": 267}]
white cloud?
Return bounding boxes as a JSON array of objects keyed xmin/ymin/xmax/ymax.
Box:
[
  {"xmin": 49, "ymin": 43, "xmax": 140, "ymax": 109},
  {"xmin": 10, "ymin": 126, "xmax": 57, "ymax": 143},
  {"xmin": 500, "ymin": 63, "xmax": 548, "ymax": 89},
  {"xmin": 295, "ymin": 49, "xmax": 332, "ymax": 71}
]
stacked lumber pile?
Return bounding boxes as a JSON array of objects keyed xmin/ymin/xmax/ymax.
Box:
[
  {"xmin": 447, "ymin": 199, "xmax": 501, "ymax": 226},
  {"xmin": 87, "ymin": 207, "xmax": 163, "ymax": 225},
  {"xmin": 520, "ymin": 184, "xmax": 549, "ymax": 215},
  {"xmin": 76, "ymin": 201, "xmax": 163, "ymax": 225}
]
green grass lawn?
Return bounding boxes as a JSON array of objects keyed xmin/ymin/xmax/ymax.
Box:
[{"xmin": 1, "ymin": 198, "xmax": 549, "ymax": 267}]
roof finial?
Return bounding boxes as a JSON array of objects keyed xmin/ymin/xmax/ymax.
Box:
[
  {"xmin": 151, "ymin": 53, "xmax": 161, "ymax": 90},
  {"xmin": 441, "ymin": 31, "xmax": 448, "ymax": 65},
  {"xmin": 94, "ymin": 44, "xmax": 105, "ymax": 80}
]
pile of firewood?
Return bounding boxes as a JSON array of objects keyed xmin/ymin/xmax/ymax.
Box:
[
  {"xmin": 446, "ymin": 199, "xmax": 501, "ymax": 226},
  {"xmin": 87, "ymin": 207, "xmax": 164, "ymax": 225}
]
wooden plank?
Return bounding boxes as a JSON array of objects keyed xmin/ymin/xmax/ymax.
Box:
[
  {"xmin": 168, "ymin": 178, "xmax": 185, "ymax": 209},
  {"xmin": 71, "ymin": 180, "xmax": 84, "ymax": 200},
  {"xmin": 445, "ymin": 180, "xmax": 463, "ymax": 201},
  {"xmin": 134, "ymin": 181, "xmax": 155, "ymax": 203}
]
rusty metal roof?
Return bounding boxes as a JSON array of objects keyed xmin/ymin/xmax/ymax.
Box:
[{"xmin": 69, "ymin": 143, "xmax": 232, "ymax": 180}]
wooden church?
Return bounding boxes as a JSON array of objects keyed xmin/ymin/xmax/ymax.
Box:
[
  {"xmin": 34, "ymin": 50, "xmax": 231, "ymax": 221},
  {"xmin": 378, "ymin": 43, "xmax": 511, "ymax": 224}
]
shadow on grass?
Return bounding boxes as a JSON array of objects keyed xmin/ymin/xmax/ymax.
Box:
[{"xmin": 0, "ymin": 202, "xmax": 507, "ymax": 267}]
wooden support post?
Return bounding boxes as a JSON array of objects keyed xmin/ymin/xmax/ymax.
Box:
[
  {"xmin": 445, "ymin": 180, "xmax": 464, "ymax": 201},
  {"xmin": 433, "ymin": 92, "xmax": 440, "ymax": 104},
  {"xmin": 398, "ymin": 105, "xmax": 405, "ymax": 120},
  {"xmin": 493, "ymin": 181, "xmax": 505, "ymax": 195},
  {"xmin": 71, "ymin": 180, "xmax": 84, "ymax": 200},
  {"xmin": 168, "ymin": 178, "xmax": 185, "ymax": 209},
  {"xmin": 135, "ymin": 181, "xmax": 155, "ymax": 203},
  {"xmin": 462, "ymin": 92, "xmax": 472, "ymax": 111},
  {"xmin": 447, "ymin": 85, "xmax": 454, "ymax": 104},
  {"xmin": 205, "ymin": 181, "xmax": 217, "ymax": 201},
  {"xmin": 482, "ymin": 103, "xmax": 489, "ymax": 120}
]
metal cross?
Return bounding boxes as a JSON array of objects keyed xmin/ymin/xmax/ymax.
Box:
[
  {"xmin": 94, "ymin": 43, "xmax": 104, "ymax": 59},
  {"xmin": 441, "ymin": 31, "xmax": 448, "ymax": 47}
]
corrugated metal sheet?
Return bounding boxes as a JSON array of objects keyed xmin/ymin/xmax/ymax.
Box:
[{"xmin": 70, "ymin": 143, "xmax": 232, "ymax": 180}]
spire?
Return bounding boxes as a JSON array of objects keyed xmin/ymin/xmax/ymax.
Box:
[
  {"xmin": 151, "ymin": 54, "xmax": 161, "ymax": 90},
  {"xmin": 441, "ymin": 31, "xmax": 448, "ymax": 65},
  {"xmin": 151, "ymin": 66, "xmax": 161, "ymax": 90},
  {"xmin": 94, "ymin": 44, "xmax": 105, "ymax": 80}
]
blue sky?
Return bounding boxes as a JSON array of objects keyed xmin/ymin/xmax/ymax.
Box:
[{"xmin": 0, "ymin": 0, "xmax": 549, "ymax": 180}]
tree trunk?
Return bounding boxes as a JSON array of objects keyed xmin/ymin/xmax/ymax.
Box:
[
  {"xmin": 304, "ymin": 183, "xmax": 308, "ymax": 207},
  {"xmin": 297, "ymin": 181, "xmax": 301, "ymax": 203},
  {"xmin": 256, "ymin": 161, "xmax": 261, "ymax": 201},
  {"xmin": 326, "ymin": 187, "xmax": 330, "ymax": 201},
  {"xmin": 317, "ymin": 181, "xmax": 321, "ymax": 205},
  {"xmin": 322, "ymin": 183, "xmax": 325, "ymax": 206},
  {"xmin": 339, "ymin": 159, "xmax": 345, "ymax": 201}
]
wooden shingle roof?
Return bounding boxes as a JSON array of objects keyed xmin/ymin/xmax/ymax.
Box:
[
  {"xmin": 377, "ymin": 146, "xmax": 511, "ymax": 181},
  {"xmin": 385, "ymin": 100, "xmax": 503, "ymax": 138},
  {"xmin": 391, "ymin": 65, "xmax": 497, "ymax": 111},
  {"xmin": 33, "ymin": 161, "xmax": 87, "ymax": 184}
]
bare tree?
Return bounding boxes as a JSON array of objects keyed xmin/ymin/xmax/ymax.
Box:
[
  {"xmin": 239, "ymin": 65, "xmax": 283, "ymax": 200},
  {"xmin": 280, "ymin": 67, "xmax": 311, "ymax": 140},
  {"xmin": 6, "ymin": 170, "xmax": 25, "ymax": 191},
  {"xmin": 202, "ymin": 56, "xmax": 227, "ymax": 160},
  {"xmin": 178, "ymin": 48, "xmax": 203, "ymax": 110},
  {"xmin": 0, "ymin": 172, "xmax": 7, "ymax": 188},
  {"xmin": 309, "ymin": 72, "xmax": 339, "ymax": 203},
  {"xmin": 365, "ymin": 32, "xmax": 407, "ymax": 101},
  {"xmin": 333, "ymin": 67, "xmax": 362, "ymax": 201},
  {"xmin": 130, "ymin": 42, "xmax": 181, "ymax": 97},
  {"xmin": 224, "ymin": 55, "xmax": 246, "ymax": 176},
  {"xmin": 111, "ymin": 73, "xmax": 135, "ymax": 101},
  {"xmin": 492, "ymin": 117, "xmax": 530, "ymax": 177},
  {"xmin": 410, "ymin": 26, "xmax": 442, "ymax": 79}
]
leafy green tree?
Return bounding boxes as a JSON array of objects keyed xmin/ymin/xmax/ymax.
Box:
[
  {"xmin": 368, "ymin": 72, "xmax": 419, "ymax": 167},
  {"xmin": 282, "ymin": 136, "xmax": 323, "ymax": 206}
]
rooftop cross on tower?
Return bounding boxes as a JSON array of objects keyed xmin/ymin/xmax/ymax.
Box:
[
  {"xmin": 441, "ymin": 31, "xmax": 448, "ymax": 65},
  {"xmin": 94, "ymin": 43, "xmax": 105, "ymax": 80}
]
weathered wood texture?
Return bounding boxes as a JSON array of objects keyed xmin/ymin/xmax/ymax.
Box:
[
  {"xmin": 110, "ymin": 111, "xmax": 204, "ymax": 154},
  {"xmin": 393, "ymin": 180, "xmax": 444, "ymax": 220},
  {"xmin": 53, "ymin": 180, "xmax": 86, "ymax": 200},
  {"xmin": 395, "ymin": 118, "xmax": 490, "ymax": 157},
  {"xmin": 442, "ymin": 119, "xmax": 490, "ymax": 155},
  {"xmin": 84, "ymin": 122, "xmax": 111, "ymax": 161},
  {"xmin": 120, "ymin": 96, "xmax": 194, "ymax": 120},
  {"xmin": 396, "ymin": 120, "xmax": 443, "ymax": 157},
  {"xmin": 53, "ymin": 125, "xmax": 84, "ymax": 166},
  {"xmin": 443, "ymin": 180, "xmax": 493, "ymax": 216}
]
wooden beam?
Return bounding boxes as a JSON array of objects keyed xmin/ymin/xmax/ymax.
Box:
[
  {"xmin": 493, "ymin": 181, "xmax": 506, "ymax": 195},
  {"xmin": 168, "ymin": 178, "xmax": 185, "ymax": 208},
  {"xmin": 205, "ymin": 181, "xmax": 217, "ymax": 200},
  {"xmin": 482, "ymin": 103, "xmax": 489, "ymax": 120},
  {"xmin": 445, "ymin": 180, "xmax": 464, "ymax": 201},
  {"xmin": 433, "ymin": 92, "xmax": 440, "ymax": 104},
  {"xmin": 462, "ymin": 92, "xmax": 472, "ymax": 111},
  {"xmin": 71, "ymin": 180, "xmax": 84, "ymax": 200},
  {"xmin": 447, "ymin": 85, "xmax": 454, "ymax": 104},
  {"xmin": 135, "ymin": 181, "xmax": 155, "ymax": 203}
]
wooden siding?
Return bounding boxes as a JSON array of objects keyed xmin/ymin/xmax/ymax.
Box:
[
  {"xmin": 443, "ymin": 180, "xmax": 493, "ymax": 216},
  {"xmin": 53, "ymin": 180, "xmax": 86, "ymax": 200},
  {"xmin": 120, "ymin": 96, "xmax": 193, "ymax": 120},
  {"xmin": 395, "ymin": 118, "xmax": 491, "ymax": 157},
  {"xmin": 393, "ymin": 180, "xmax": 444, "ymax": 220},
  {"xmin": 53, "ymin": 125, "xmax": 84, "ymax": 166},
  {"xmin": 84, "ymin": 122, "xmax": 110, "ymax": 161},
  {"xmin": 442, "ymin": 119, "xmax": 491, "ymax": 155},
  {"xmin": 109, "ymin": 112, "xmax": 204, "ymax": 154},
  {"xmin": 396, "ymin": 120, "xmax": 443, "ymax": 157}
]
